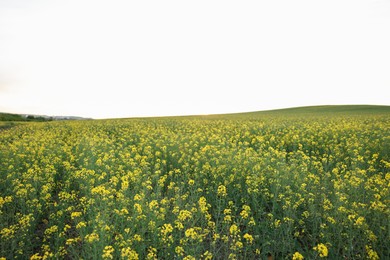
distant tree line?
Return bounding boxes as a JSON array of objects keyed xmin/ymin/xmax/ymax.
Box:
[
  {"xmin": 0, "ymin": 113, "xmax": 52, "ymax": 122},
  {"xmin": 25, "ymin": 115, "xmax": 52, "ymax": 122}
]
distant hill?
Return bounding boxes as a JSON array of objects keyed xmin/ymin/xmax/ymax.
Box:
[
  {"xmin": 258, "ymin": 105, "xmax": 390, "ymax": 114},
  {"xmin": 0, "ymin": 112, "xmax": 26, "ymax": 121},
  {"xmin": 176, "ymin": 105, "xmax": 390, "ymax": 120},
  {"xmin": 0, "ymin": 112, "xmax": 92, "ymax": 122}
]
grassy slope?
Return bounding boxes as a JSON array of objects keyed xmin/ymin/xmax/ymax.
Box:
[
  {"xmin": 193, "ymin": 105, "xmax": 390, "ymax": 119},
  {"xmin": 0, "ymin": 113, "xmax": 26, "ymax": 130},
  {"xmin": 257, "ymin": 105, "xmax": 390, "ymax": 115},
  {"xmin": 0, "ymin": 112, "xmax": 25, "ymax": 121},
  {"xmin": 0, "ymin": 112, "xmax": 46, "ymax": 130}
]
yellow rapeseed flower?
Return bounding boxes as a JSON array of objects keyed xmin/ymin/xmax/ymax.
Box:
[
  {"xmin": 243, "ymin": 233, "xmax": 254, "ymax": 243},
  {"xmin": 160, "ymin": 223, "xmax": 173, "ymax": 236},
  {"xmin": 365, "ymin": 245, "xmax": 379, "ymax": 260},
  {"xmin": 202, "ymin": 251, "xmax": 213, "ymax": 260},
  {"xmin": 313, "ymin": 243, "xmax": 328, "ymax": 258},
  {"xmin": 102, "ymin": 246, "xmax": 114, "ymax": 260},
  {"xmin": 121, "ymin": 247, "xmax": 139, "ymax": 260},
  {"xmin": 185, "ymin": 228, "xmax": 197, "ymax": 240},
  {"xmin": 217, "ymin": 185, "xmax": 227, "ymax": 197},
  {"xmin": 175, "ymin": 246, "xmax": 184, "ymax": 256},
  {"xmin": 229, "ymin": 224, "xmax": 239, "ymax": 236},
  {"xmin": 85, "ymin": 233, "xmax": 99, "ymax": 243},
  {"xmin": 70, "ymin": 211, "xmax": 82, "ymax": 219},
  {"xmin": 292, "ymin": 251, "xmax": 304, "ymax": 260}
]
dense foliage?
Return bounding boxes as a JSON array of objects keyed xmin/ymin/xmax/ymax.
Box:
[
  {"xmin": 0, "ymin": 113, "xmax": 25, "ymax": 122},
  {"xmin": 0, "ymin": 113, "xmax": 50, "ymax": 122},
  {"xmin": 0, "ymin": 111, "xmax": 389, "ymax": 259}
]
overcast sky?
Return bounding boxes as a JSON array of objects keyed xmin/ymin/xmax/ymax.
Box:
[{"xmin": 0, "ymin": 0, "xmax": 389, "ymax": 118}]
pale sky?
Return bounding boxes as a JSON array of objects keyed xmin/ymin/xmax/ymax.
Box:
[{"xmin": 0, "ymin": 0, "xmax": 389, "ymax": 119}]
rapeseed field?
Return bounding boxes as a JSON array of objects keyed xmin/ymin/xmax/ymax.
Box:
[{"xmin": 0, "ymin": 107, "xmax": 389, "ymax": 259}]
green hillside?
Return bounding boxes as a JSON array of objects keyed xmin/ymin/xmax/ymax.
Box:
[
  {"xmin": 0, "ymin": 113, "xmax": 51, "ymax": 130},
  {"xmin": 258, "ymin": 105, "xmax": 390, "ymax": 115},
  {"xmin": 0, "ymin": 112, "xmax": 25, "ymax": 121},
  {"xmin": 182, "ymin": 105, "xmax": 390, "ymax": 120},
  {"xmin": 0, "ymin": 112, "xmax": 52, "ymax": 122}
]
